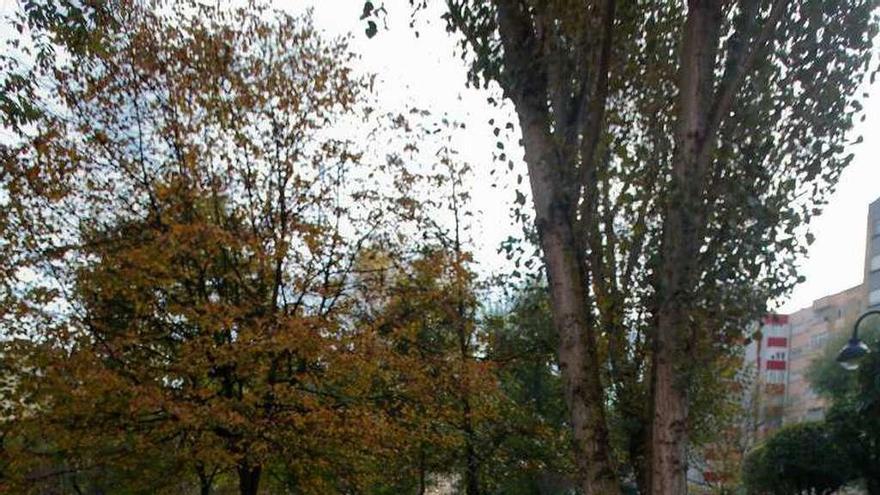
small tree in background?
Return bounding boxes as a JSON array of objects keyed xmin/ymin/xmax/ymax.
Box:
[
  {"xmin": 744, "ymin": 313, "xmax": 880, "ymax": 494},
  {"xmin": 742, "ymin": 422, "xmax": 854, "ymax": 495},
  {"xmin": 806, "ymin": 314, "xmax": 880, "ymax": 494},
  {"xmin": 482, "ymin": 287, "xmax": 577, "ymax": 495}
]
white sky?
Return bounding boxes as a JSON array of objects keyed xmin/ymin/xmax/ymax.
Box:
[{"xmin": 2, "ymin": 0, "xmax": 878, "ymax": 314}]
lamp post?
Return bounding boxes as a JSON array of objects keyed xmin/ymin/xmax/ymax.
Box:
[{"xmin": 836, "ymin": 310, "xmax": 880, "ymax": 370}]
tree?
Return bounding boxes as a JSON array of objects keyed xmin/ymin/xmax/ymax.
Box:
[
  {"xmin": 482, "ymin": 286, "xmax": 579, "ymax": 495},
  {"xmin": 742, "ymin": 422, "xmax": 854, "ymax": 495},
  {"xmin": 0, "ymin": 2, "xmax": 433, "ymax": 494},
  {"xmin": 0, "ymin": 1, "xmax": 118, "ymax": 132},
  {"xmin": 352, "ymin": 153, "xmax": 501, "ymax": 494},
  {"xmin": 686, "ymin": 357, "xmax": 761, "ymax": 494},
  {"xmin": 806, "ymin": 320, "xmax": 876, "ymax": 403},
  {"xmin": 366, "ymin": 1, "xmax": 878, "ymax": 492},
  {"xmin": 807, "ymin": 313, "xmax": 880, "ymax": 494}
]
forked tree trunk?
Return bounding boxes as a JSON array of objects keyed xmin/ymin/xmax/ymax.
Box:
[
  {"xmin": 492, "ymin": 1, "xmax": 621, "ymax": 494},
  {"xmin": 237, "ymin": 463, "xmax": 261, "ymax": 495},
  {"xmin": 196, "ymin": 464, "xmax": 214, "ymax": 495}
]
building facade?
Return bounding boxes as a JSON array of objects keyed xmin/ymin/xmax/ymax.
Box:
[
  {"xmin": 866, "ymin": 197, "xmax": 880, "ymax": 309},
  {"xmin": 784, "ymin": 284, "xmax": 865, "ymax": 423},
  {"xmin": 746, "ymin": 315, "xmax": 790, "ymax": 437},
  {"xmin": 744, "ymin": 196, "xmax": 878, "ymax": 435}
]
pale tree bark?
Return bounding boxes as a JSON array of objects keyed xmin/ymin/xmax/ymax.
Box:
[
  {"xmin": 652, "ymin": 2, "xmax": 722, "ymax": 493},
  {"xmin": 518, "ymin": 108, "xmax": 619, "ymax": 495},
  {"xmin": 494, "ymin": 2, "xmax": 621, "ymax": 494},
  {"xmin": 442, "ymin": 0, "xmax": 791, "ymax": 492},
  {"xmin": 651, "ymin": 0, "xmax": 787, "ymax": 492}
]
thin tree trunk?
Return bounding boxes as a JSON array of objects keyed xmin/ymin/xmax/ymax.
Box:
[
  {"xmin": 418, "ymin": 447, "xmax": 427, "ymax": 495},
  {"xmin": 196, "ymin": 463, "xmax": 214, "ymax": 495},
  {"xmin": 463, "ymin": 403, "xmax": 480, "ymax": 495},
  {"xmin": 237, "ymin": 463, "xmax": 261, "ymax": 495}
]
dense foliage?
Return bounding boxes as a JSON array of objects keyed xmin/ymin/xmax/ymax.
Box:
[
  {"xmin": 364, "ymin": 0, "xmax": 878, "ymax": 492},
  {"xmin": 802, "ymin": 313, "xmax": 880, "ymax": 494},
  {"xmin": 0, "ymin": 2, "xmax": 576, "ymax": 494},
  {"xmin": 746, "ymin": 313, "xmax": 880, "ymax": 494},
  {"xmin": 742, "ymin": 422, "xmax": 853, "ymax": 495},
  {"xmin": 1, "ymin": 0, "xmax": 877, "ymax": 493}
]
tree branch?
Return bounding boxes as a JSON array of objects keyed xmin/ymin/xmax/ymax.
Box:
[{"xmin": 703, "ymin": 0, "xmax": 789, "ymax": 158}]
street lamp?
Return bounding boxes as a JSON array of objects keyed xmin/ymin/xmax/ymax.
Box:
[{"xmin": 836, "ymin": 310, "xmax": 880, "ymax": 370}]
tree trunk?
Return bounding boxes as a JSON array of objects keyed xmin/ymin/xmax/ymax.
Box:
[
  {"xmin": 196, "ymin": 464, "xmax": 213, "ymax": 495},
  {"xmin": 237, "ymin": 463, "xmax": 261, "ymax": 495},
  {"xmin": 651, "ymin": 1, "xmax": 722, "ymax": 493},
  {"xmin": 463, "ymin": 395, "xmax": 481, "ymax": 495},
  {"xmin": 516, "ymin": 106, "xmax": 621, "ymax": 495},
  {"xmin": 418, "ymin": 448, "xmax": 427, "ymax": 495},
  {"xmin": 492, "ymin": 2, "xmax": 620, "ymax": 494},
  {"xmin": 649, "ymin": 325, "xmax": 690, "ymax": 495}
]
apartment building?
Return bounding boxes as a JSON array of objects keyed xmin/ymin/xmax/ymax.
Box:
[
  {"xmin": 744, "ymin": 196, "xmax": 878, "ymax": 435},
  {"xmin": 746, "ymin": 314, "xmax": 791, "ymax": 437},
  {"xmin": 866, "ymin": 197, "xmax": 880, "ymax": 309},
  {"xmin": 784, "ymin": 285, "xmax": 865, "ymax": 423}
]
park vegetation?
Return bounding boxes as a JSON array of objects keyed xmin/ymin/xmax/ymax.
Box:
[
  {"xmin": 742, "ymin": 317, "xmax": 880, "ymax": 495},
  {"xmin": 362, "ymin": 0, "xmax": 877, "ymax": 492},
  {"xmin": 0, "ymin": 0, "xmax": 877, "ymax": 494}
]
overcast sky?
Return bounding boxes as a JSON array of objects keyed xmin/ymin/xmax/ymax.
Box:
[{"xmin": 2, "ymin": 0, "xmax": 878, "ymax": 314}]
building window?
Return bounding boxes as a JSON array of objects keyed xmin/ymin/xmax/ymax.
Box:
[
  {"xmin": 872, "ymin": 254, "xmax": 880, "ymax": 272},
  {"xmin": 790, "ymin": 346, "xmax": 804, "ymax": 358},
  {"xmin": 871, "ymin": 289, "xmax": 880, "ymax": 307},
  {"xmin": 810, "ymin": 332, "xmax": 829, "ymax": 349},
  {"xmin": 765, "ymin": 324, "xmax": 788, "ymax": 337},
  {"xmin": 874, "ymin": 218, "xmax": 880, "ymax": 236},
  {"xmin": 766, "ymin": 370, "xmax": 786, "ymax": 384}
]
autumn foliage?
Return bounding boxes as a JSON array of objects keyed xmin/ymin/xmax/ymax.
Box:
[{"xmin": 0, "ymin": 2, "xmax": 539, "ymax": 494}]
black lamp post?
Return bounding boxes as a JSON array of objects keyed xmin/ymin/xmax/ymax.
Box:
[{"xmin": 836, "ymin": 310, "xmax": 880, "ymax": 370}]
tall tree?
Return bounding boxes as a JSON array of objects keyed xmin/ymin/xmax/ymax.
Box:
[
  {"xmin": 366, "ymin": 0, "xmax": 878, "ymax": 492},
  {"xmin": 353, "ymin": 134, "xmax": 502, "ymax": 494},
  {"xmin": 0, "ymin": 2, "xmax": 437, "ymax": 494}
]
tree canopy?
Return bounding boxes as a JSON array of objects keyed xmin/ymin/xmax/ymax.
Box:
[
  {"xmin": 0, "ymin": 0, "xmax": 878, "ymax": 493},
  {"xmin": 743, "ymin": 422, "xmax": 854, "ymax": 495},
  {"xmin": 363, "ymin": 0, "xmax": 878, "ymax": 492}
]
